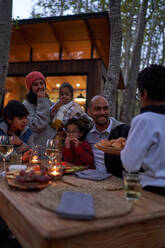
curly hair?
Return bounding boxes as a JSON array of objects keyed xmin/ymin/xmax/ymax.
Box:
[
  {"xmin": 137, "ymin": 64, "xmax": 165, "ymax": 101},
  {"xmin": 59, "ymin": 82, "xmax": 73, "ymax": 98}
]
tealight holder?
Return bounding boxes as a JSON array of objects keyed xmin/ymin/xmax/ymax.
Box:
[
  {"xmin": 29, "ymin": 146, "xmax": 41, "ymax": 165},
  {"xmin": 49, "ymin": 164, "xmax": 63, "ymax": 181}
]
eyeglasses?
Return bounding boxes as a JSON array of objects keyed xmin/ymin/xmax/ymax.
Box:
[{"xmin": 66, "ymin": 131, "xmax": 80, "ymax": 134}]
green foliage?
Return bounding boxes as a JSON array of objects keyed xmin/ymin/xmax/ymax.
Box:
[{"xmin": 30, "ymin": 0, "xmax": 164, "ymax": 73}]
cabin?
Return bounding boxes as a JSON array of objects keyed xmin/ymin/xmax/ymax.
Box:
[{"xmin": 6, "ymin": 11, "xmax": 124, "ymax": 109}]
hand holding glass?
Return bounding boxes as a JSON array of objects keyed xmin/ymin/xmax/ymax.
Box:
[{"xmin": 0, "ymin": 136, "xmax": 14, "ymax": 176}]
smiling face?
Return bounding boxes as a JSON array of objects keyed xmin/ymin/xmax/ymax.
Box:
[
  {"xmin": 59, "ymin": 87, "xmax": 72, "ymax": 104},
  {"xmin": 88, "ymin": 96, "xmax": 110, "ymax": 131},
  {"xmin": 66, "ymin": 124, "xmax": 82, "ymax": 139},
  {"xmin": 31, "ymin": 79, "xmax": 46, "ymax": 95},
  {"xmin": 8, "ymin": 116, "xmax": 28, "ymax": 132}
]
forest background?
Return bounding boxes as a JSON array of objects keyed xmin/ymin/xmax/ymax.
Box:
[{"xmin": 0, "ymin": 0, "xmax": 164, "ymax": 123}]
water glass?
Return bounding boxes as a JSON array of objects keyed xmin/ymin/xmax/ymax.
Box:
[{"xmin": 123, "ymin": 171, "xmax": 142, "ymax": 200}]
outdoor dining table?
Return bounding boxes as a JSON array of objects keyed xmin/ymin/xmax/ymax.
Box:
[{"xmin": 0, "ymin": 162, "xmax": 165, "ymax": 248}]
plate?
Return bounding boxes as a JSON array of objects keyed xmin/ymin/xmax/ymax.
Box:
[
  {"xmin": 6, "ymin": 178, "xmax": 51, "ymax": 191},
  {"xmin": 63, "ymin": 165, "xmax": 89, "ymax": 174},
  {"xmin": 95, "ymin": 143, "xmax": 122, "ymax": 155}
]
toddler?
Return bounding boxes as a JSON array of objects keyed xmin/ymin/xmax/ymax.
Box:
[{"xmin": 51, "ymin": 82, "xmax": 83, "ymax": 129}]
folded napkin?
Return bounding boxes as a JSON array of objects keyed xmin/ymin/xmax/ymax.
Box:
[
  {"xmin": 56, "ymin": 191, "xmax": 95, "ymax": 220},
  {"xmin": 75, "ymin": 169, "xmax": 112, "ymax": 181}
]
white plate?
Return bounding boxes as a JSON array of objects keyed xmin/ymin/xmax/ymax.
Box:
[{"xmin": 8, "ymin": 164, "xmax": 27, "ymax": 172}]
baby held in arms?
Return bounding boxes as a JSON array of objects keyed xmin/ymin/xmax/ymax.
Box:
[{"xmin": 62, "ymin": 118, "xmax": 94, "ymax": 168}]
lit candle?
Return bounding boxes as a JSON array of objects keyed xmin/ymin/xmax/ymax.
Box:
[
  {"xmin": 50, "ymin": 165, "xmax": 63, "ymax": 180},
  {"xmin": 51, "ymin": 170, "xmax": 60, "ymax": 176},
  {"xmin": 30, "ymin": 155, "xmax": 40, "ymax": 164}
]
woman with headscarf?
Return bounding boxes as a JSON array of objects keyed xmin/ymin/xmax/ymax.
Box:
[{"xmin": 23, "ymin": 71, "xmax": 56, "ymax": 155}]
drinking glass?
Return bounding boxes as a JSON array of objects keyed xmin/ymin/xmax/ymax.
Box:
[
  {"xmin": 45, "ymin": 139, "xmax": 59, "ymax": 165},
  {"xmin": 0, "ymin": 136, "xmax": 14, "ymax": 176},
  {"xmin": 123, "ymin": 170, "xmax": 142, "ymax": 201},
  {"xmin": 29, "ymin": 145, "xmax": 41, "ymax": 164},
  {"xmin": 10, "ymin": 150, "xmax": 22, "ymax": 164}
]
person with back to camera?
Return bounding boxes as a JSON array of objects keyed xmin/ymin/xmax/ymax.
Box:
[
  {"xmin": 62, "ymin": 118, "xmax": 94, "ymax": 168},
  {"xmin": 121, "ymin": 64, "xmax": 165, "ymax": 196},
  {"xmin": 0, "ymin": 100, "xmax": 32, "ymax": 162},
  {"xmin": 23, "ymin": 71, "xmax": 56, "ymax": 156}
]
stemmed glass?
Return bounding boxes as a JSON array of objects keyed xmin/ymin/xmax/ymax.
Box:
[
  {"xmin": 45, "ymin": 139, "xmax": 59, "ymax": 166},
  {"xmin": 0, "ymin": 135, "xmax": 14, "ymax": 176}
]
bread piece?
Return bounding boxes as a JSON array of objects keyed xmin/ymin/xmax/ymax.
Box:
[
  {"xmin": 111, "ymin": 142, "xmax": 122, "ymax": 148},
  {"xmin": 99, "ymin": 140, "xmax": 113, "ymax": 147},
  {"xmin": 115, "ymin": 137, "xmax": 126, "ymax": 144}
]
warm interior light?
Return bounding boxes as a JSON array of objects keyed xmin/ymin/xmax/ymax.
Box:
[
  {"xmin": 76, "ymin": 83, "xmax": 80, "ymax": 87},
  {"xmin": 75, "ymin": 93, "xmax": 86, "ymax": 103},
  {"xmin": 56, "ymin": 84, "xmax": 60, "ymax": 88}
]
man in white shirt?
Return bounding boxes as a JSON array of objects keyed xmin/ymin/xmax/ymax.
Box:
[{"xmin": 86, "ymin": 95, "xmax": 128, "ymax": 174}]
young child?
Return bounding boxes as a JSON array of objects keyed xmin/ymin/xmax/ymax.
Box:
[
  {"xmin": 51, "ymin": 82, "xmax": 84, "ymax": 129},
  {"xmin": 62, "ymin": 118, "xmax": 94, "ymax": 168},
  {"xmin": 0, "ymin": 100, "xmax": 32, "ymax": 162},
  {"xmin": 121, "ymin": 64, "xmax": 165, "ymax": 196}
]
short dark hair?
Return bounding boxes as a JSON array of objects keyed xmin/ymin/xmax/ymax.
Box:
[
  {"xmin": 2, "ymin": 100, "xmax": 29, "ymax": 122},
  {"xmin": 137, "ymin": 64, "xmax": 165, "ymax": 101},
  {"xmin": 65, "ymin": 118, "xmax": 83, "ymax": 133},
  {"xmin": 59, "ymin": 82, "xmax": 73, "ymax": 98}
]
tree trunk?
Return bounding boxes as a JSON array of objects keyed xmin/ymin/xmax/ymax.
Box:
[
  {"xmin": 104, "ymin": 0, "xmax": 122, "ymax": 118},
  {"xmin": 0, "ymin": 0, "xmax": 12, "ymax": 109},
  {"xmin": 120, "ymin": 0, "xmax": 148, "ymax": 123}
]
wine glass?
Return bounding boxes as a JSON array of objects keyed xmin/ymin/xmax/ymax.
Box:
[
  {"xmin": 45, "ymin": 139, "xmax": 59, "ymax": 166},
  {"xmin": 0, "ymin": 135, "xmax": 14, "ymax": 176}
]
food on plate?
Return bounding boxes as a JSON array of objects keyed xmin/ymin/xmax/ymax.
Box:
[
  {"xmin": 16, "ymin": 169, "xmax": 51, "ymax": 184},
  {"xmin": 61, "ymin": 162, "xmax": 67, "ymax": 166},
  {"xmin": 63, "ymin": 166, "xmax": 87, "ymax": 173},
  {"xmin": 99, "ymin": 139, "xmax": 114, "ymax": 147},
  {"xmin": 99, "ymin": 137, "xmax": 126, "ymax": 149},
  {"xmin": 33, "ymin": 165, "xmax": 41, "ymax": 171}
]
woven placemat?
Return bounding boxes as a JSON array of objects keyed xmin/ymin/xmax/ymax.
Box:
[
  {"xmin": 37, "ymin": 185, "xmax": 132, "ymax": 219},
  {"xmin": 62, "ymin": 175, "xmax": 123, "ymax": 191}
]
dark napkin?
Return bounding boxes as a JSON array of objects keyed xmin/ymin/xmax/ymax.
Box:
[
  {"xmin": 75, "ymin": 169, "xmax": 112, "ymax": 181},
  {"xmin": 55, "ymin": 191, "xmax": 95, "ymax": 220}
]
